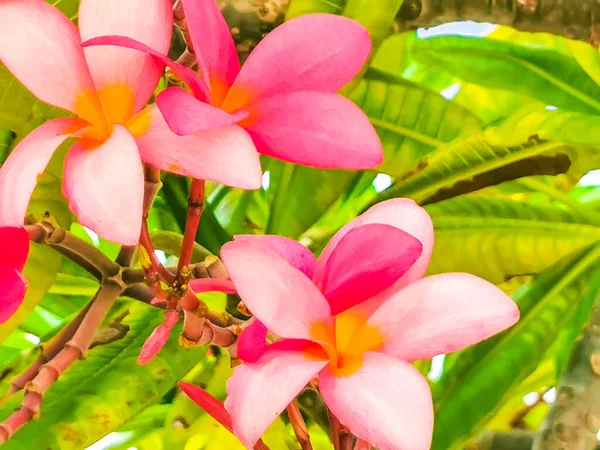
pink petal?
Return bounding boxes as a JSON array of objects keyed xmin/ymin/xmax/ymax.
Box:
[
  {"xmin": 180, "ymin": 381, "xmax": 233, "ymax": 432},
  {"xmin": 82, "ymin": 36, "xmax": 211, "ymax": 102},
  {"xmin": 221, "ymin": 239, "xmax": 331, "ymax": 341},
  {"xmin": 233, "ymin": 234, "xmax": 316, "ymax": 278},
  {"xmin": 225, "ymin": 348, "xmax": 328, "ymax": 447},
  {"xmin": 156, "ymin": 88, "xmax": 247, "ymax": 136},
  {"xmin": 0, "ymin": 0, "xmax": 101, "ymax": 121},
  {"xmin": 138, "ymin": 310, "xmax": 179, "ymax": 364},
  {"xmin": 132, "ymin": 105, "xmax": 262, "ymax": 190},
  {"xmin": 188, "ymin": 278, "xmax": 236, "ymax": 294},
  {"xmin": 0, "ymin": 227, "xmax": 29, "ymax": 271},
  {"xmin": 222, "ymin": 14, "xmax": 371, "ymax": 110},
  {"xmin": 244, "ymin": 91, "xmax": 382, "ymax": 169},
  {"xmin": 317, "ymin": 224, "xmax": 423, "ymax": 316},
  {"xmin": 0, "ymin": 119, "xmax": 84, "ymax": 226},
  {"xmin": 180, "ymin": 0, "xmax": 240, "ymax": 98},
  {"xmin": 237, "ymin": 319, "xmax": 269, "ymax": 363},
  {"xmin": 63, "ymin": 126, "xmax": 144, "ymax": 245},
  {"xmin": 368, "ymin": 273, "xmax": 520, "ymax": 362},
  {"xmin": 0, "ymin": 265, "xmax": 27, "ymax": 324},
  {"xmin": 316, "ymin": 199, "xmax": 434, "ymax": 302},
  {"xmin": 319, "ymin": 352, "xmax": 433, "ymax": 450},
  {"xmin": 78, "ymin": 0, "xmax": 172, "ymax": 114}
]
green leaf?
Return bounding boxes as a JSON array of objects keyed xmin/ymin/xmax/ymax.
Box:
[
  {"xmin": 286, "ymin": 0, "xmax": 403, "ymax": 51},
  {"xmin": 150, "ymin": 230, "xmax": 211, "ymax": 261},
  {"xmin": 350, "ymin": 70, "xmax": 482, "ymax": 176},
  {"xmin": 265, "ymin": 160, "xmax": 358, "ymax": 238},
  {"xmin": 431, "ymin": 244, "xmax": 600, "ymax": 449},
  {"xmin": 0, "ymin": 302, "xmax": 205, "ymax": 450},
  {"xmin": 425, "ymin": 196, "xmax": 600, "ymax": 284},
  {"xmin": 408, "ymin": 34, "xmax": 600, "ymax": 114},
  {"xmin": 375, "ymin": 108, "xmax": 600, "ymax": 205}
]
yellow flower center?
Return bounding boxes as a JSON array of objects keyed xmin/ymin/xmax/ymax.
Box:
[{"xmin": 309, "ymin": 311, "xmax": 384, "ymax": 377}]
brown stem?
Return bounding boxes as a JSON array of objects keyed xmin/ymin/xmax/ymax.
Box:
[
  {"xmin": 353, "ymin": 439, "xmax": 371, "ymax": 450},
  {"xmin": 180, "ymin": 310, "xmax": 238, "ymax": 348},
  {"xmin": 330, "ymin": 413, "xmax": 353, "ymax": 450},
  {"xmin": 288, "ymin": 401, "xmax": 313, "ymax": 450},
  {"xmin": 0, "ymin": 282, "xmax": 122, "ymax": 443},
  {"xmin": 178, "ymin": 179, "xmax": 206, "ymax": 272},
  {"xmin": 115, "ymin": 245, "xmax": 137, "ymax": 267},
  {"xmin": 6, "ymin": 301, "xmax": 93, "ymax": 397},
  {"xmin": 140, "ymin": 222, "xmax": 175, "ymax": 284},
  {"xmin": 173, "ymin": 0, "xmax": 197, "ymax": 68}
]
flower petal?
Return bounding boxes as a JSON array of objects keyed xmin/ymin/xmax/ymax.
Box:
[
  {"xmin": 78, "ymin": 0, "xmax": 172, "ymax": 113},
  {"xmin": 233, "ymin": 234, "xmax": 316, "ymax": 278},
  {"xmin": 225, "ymin": 348, "xmax": 328, "ymax": 448},
  {"xmin": 368, "ymin": 273, "xmax": 520, "ymax": 361},
  {"xmin": 180, "ymin": 0, "xmax": 240, "ymax": 98},
  {"xmin": 221, "ymin": 239, "xmax": 331, "ymax": 340},
  {"xmin": 0, "ymin": 0, "xmax": 101, "ymax": 120},
  {"xmin": 244, "ymin": 91, "xmax": 382, "ymax": 169},
  {"xmin": 0, "ymin": 119, "xmax": 83, "ymax": 226},
  {"xmin": 156, "ymin": 88, "xmax": 246, "ymax": 136},
  {"xmin": 180, "ymin": 382, "xmax": 233, "ymax": 432},
  {"xmin": 222, "ymin": 14, "xmax": 371, "ymax": 110},
  {"xmin": 316, "ymin": 199, "xmax": 434, "ymax": 298},
  {"xmin": 237, "ymin": 319, "xmax": 269, "ymax": 363},
  {"xmin": 319, "ymin": 352, "xmax": 433, "ymax": 450},
  {"xmin": 0, "ymin": 227, "xmax": 29, "ymax": 271},
  {"xmin": 132, "ymin": 105, "xmax": 262, "ymax": 190},
  {"xmin": 188, "ymin": 278, "xmax": 236, "ymax": 294},
  {"xmin": 317, "ymin": 224, "xmax": 423, "ymax": 316},
  {"xmin": 82, "ymin": 36, "xmax": 211, "ymax": 102},
  {"xmin": 63, "ymin": 126, "xmax": 144, "ymax": 245},
  {"xmin": 0, "ymin": 265, "xmax": 27, "ymax": 324},
  {"xmin": 138, "ymin": 310, "xmax": 179, "ymax": 364}
]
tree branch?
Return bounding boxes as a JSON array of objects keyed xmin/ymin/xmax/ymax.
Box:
[
  {"xmin": 287, "ymin": 401, "xmax": 313, "ymax": 450},
  {"xmin": 395, "ymin": 0, "xmax": 600, "ymax": 45},
  {"xmin": 532, "ymin": 306, "xmax": 600, "ymax": 449}
]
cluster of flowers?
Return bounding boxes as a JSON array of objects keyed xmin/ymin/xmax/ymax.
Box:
[{"xmin": 0, "ymin": 0, "xmax": 520, "ymax": 448}]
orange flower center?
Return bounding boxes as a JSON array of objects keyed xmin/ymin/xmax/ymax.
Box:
[{"xmin": 308, "ymin": 311, "xmax": 384, "ymax": 377}]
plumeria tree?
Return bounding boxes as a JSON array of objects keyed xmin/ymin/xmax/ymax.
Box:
[{"xmin": 2, "ymin": 0, "xmax": 600, "ymax": 449}]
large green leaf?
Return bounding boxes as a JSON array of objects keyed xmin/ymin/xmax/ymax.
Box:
[
  {"xmin": 426, "ymin": 196, "xmax": 600, "ymax": 284},
  {"xmin": 431, "ymin": 244, "xmax": 600, "ymax": 449},
  {"xmin": 0, "ymin": 302, "xmax": 205, "ymax": 450},
  {"xmin": 350, "ymin": 70, "xmax": 482, "ymax": 176},
  {"xmin": 375, "ymin": 108, "xmax": 600, "ymax": 205},
  {"xmin": 407, "ymin": 34, "xmax": 600, "ymax": 114}
]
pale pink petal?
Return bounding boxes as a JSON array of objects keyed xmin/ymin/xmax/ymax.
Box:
[
  {"xmin": 222, "ymin": 14, "xmax": 371, "ymax": 110},
  {"xmin": 316, "ymin": 199, "xmax": 434, "ymax": 296},
  {"xmin": 0, "ymin": 265, "xmax": 27, "ymax": 324},
  {"xmin": 82, "ymin": 36, "xmax": 211, "ymax": 102},
  {"xmin": 78, "ymin": 0, "xmax": 172, "ymax": 113},
  {"xmin": 138, "ymin": 310, "xmax": 179, "ymax": 364},
  {"xmin": 132, "ymin": 105, "xmax": 262, "ymax": 190},
  {"xmin": 188, "ymin": 278, "xmax": 236, "ymax": 294},
  {"xmin": 0, "ymin": 0, "xmax": 101, "ymax": 120},
  {"xmin": 317, "ymin": 224, "xmax": 423, "ymax": 316},
  {"xmin": 237, "ymin": 319, "xmax": 268, "ymax": 363},
  {"xmin": 319, "ymin": 352, "xmax": 433, "ymax": 450},
  {"xmin": 233, "ymin": 234, "xmax": 316, "ymax": 278},
  {"xmin": 180, "ymin": 381, "xmax": 233, "ymax": 432},
  {"xmin": 0, "ymin": 119, "xmax": 84, "ymax": 226},
  {"xmin": 221, "ymin": 239, "xmax": 331, "ymax": 340},
  {"xmin": 63, "ymin": 126, "xmax": 144, "ymax": 245},
  {"xmin": 244, "ymin": 91, "xmax": 382, "ymax": 169},
  {"xmin": 180, "ymin": 0, "xmax": 240, "ymax": 96},
  {"xmin": 225, "ymin": 349, "xmax": 328, "ymax": 447},
  {"xmin": 0, "ymin": 227, "xmax": 29, "ymax": 271},
  {"xmin": 368, "ymin": 273, "xmax": 520, "ymax": 362},
  {"xmin": 157, "ymin": 88, "xmax": 247, "ymax": 135}
]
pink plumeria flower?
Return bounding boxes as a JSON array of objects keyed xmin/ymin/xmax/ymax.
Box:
[
  {"xmin": 0, "ymin": 227, "xmax": 29, "ymax": 323},
  {"xmin": 0, "ymin": 0, "xmax": 262, "ymax": 245},
  {"xmin": 218, "ymin": 199, "xmax": 520, "ymax": 450},
  {"xmin": 83, "ymin": 0, "xmax": 383, "ymax": 170}
]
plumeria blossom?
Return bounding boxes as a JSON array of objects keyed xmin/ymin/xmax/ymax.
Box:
[
  {"xmin": 214, "ymin": 199, "xmax": 520, "ymax": 450},
  {"xmin": 83, "ymin": 0, "xmax": 383, "ymax": 170},
  {"xmin": 0, "ymin": 0, "xmax": 263, "ymax": 245},
  {"xmin": 0, "ymin": 227, "xmax": 29, "ymax": 324}
]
